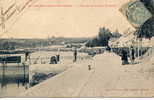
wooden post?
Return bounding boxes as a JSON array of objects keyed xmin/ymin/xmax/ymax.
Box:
[
  {"xmin": 138, "ymin": 38, "xmax": 140, "ymax": 59},
  {"xmin": 140, "ymin": 38, "xmax": 143, "ymax": 59},
  {"xmin": 151, "ymin": 38, "xmax": 154, "ymax": 59},
  {"xmin": 2, "ymin": 62, "xmax": 6, "ymax": 88},
  {"xmin": 28, "ymin": 63, "xmax": 29, "ymax": 89},
  {"xmin": 17, "ymin": 62, "xmax": 20, "ymax": 87},
  {"xmin": 23, "ymin": 63, "xmax": 26, "ymax": 86}
]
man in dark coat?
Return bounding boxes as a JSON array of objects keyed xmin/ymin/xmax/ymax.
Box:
[
  {"xmin": 73, "ymin": 48, "xmax": 77, "ymax": 62},
  {"xmin": 121, "ymin": 49, "xmax": 129, "ymax": 65},
  {"xmin": 131, "ymin": 46, "xmax": 135, "ymax": 64}
]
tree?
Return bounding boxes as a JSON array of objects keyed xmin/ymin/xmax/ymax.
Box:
[
  {"xmin": 97, "ymin": 27, "xmax": 112, "ymax": 46},
  {"xmin": 137, "ymin": 16, "xmax": 154, "ymax": 39},
  {"xmin": 86, "ymin": 37, "xmax": 98, "ymax": 47},
  {"xmin": 86, "ymin": 27, "xmax": 121, "ymax": 47},
  {"xmin": 112, "ymin": 30, "xmax": 122, "ymax": 38},
  {"xmin": 86, "ymin": 27, "xmax": 112, "ymax": 47}
]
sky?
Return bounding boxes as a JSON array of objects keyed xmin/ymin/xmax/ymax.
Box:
[{"xmin": 1, "ymin": 0, "xmax": 135, "ymax": 38}]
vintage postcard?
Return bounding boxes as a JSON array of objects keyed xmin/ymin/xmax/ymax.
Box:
[{"xmin": 0, "ymin": 0, "xmax": 154, "ymax": 98}]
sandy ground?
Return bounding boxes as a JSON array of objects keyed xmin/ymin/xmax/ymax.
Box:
[{"xmin": 19, "ymin": 51, "xmax": 154, "ymax": 97}]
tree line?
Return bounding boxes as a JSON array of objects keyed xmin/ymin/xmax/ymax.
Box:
[{"xmin": 86, "ymin": 27, "xmax": 122, "ymax": 47}]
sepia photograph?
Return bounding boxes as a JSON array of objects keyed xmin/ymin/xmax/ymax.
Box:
[{"xmin": 0, "ymin": 0, "xmax": 154, "ymax": 98}]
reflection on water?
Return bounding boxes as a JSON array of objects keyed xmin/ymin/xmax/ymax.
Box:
[{"xmin": 0, "ymin": 64, "xmax": 29, "ymax": 97}]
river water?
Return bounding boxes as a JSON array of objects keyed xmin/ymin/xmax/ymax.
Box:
[{"xmin": 0, "ymin": 64, "xmax": 29, "ymax": 97}]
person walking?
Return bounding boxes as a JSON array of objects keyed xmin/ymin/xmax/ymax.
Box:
[
  {"xmin": 25, "ymin": 51, "xmax": 31, "ymax": 63},
  {"xmin": 50, "ymin": 56, "xmax": 57, "ymax": 64},
  {"xmin": 56, "ymin": 48, "xmax": 60, "ymax": 62},
  {"xmin": 131, "ymin": 46, "xmax": 135, "ymax": 64},
  {"xmin": 25, "ymin": 51, "xmax": 29, "ymax": 61},
  {"xmin": 73, "ymin": 48, "xmax": 77, "ymax": 62},
  {"xmin": 121, "ymin": 49, "xmax": 129, "ymax": 65}
]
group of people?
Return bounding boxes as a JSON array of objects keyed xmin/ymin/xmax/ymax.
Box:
[
  {"xmin": 50, "ymin": 48, "xmax": 78, "ymax": 64},
  {"xmin": 50, "ymin": 48, "xmax": 60, "ymax": 64},
  {"xmin": 50, "ymin": 55, "xmax": 60, "ymax": 64},
  {"xmin": 25, "ymin": 46, "xmax": 136, "ymax": 65},
  {"xmin": 121, "ymin": 46, "xmax": 135, "ymax": 65},
  {"xmin": 25, "ymin": 48, "xmax": 78, "ymax": 65}
]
